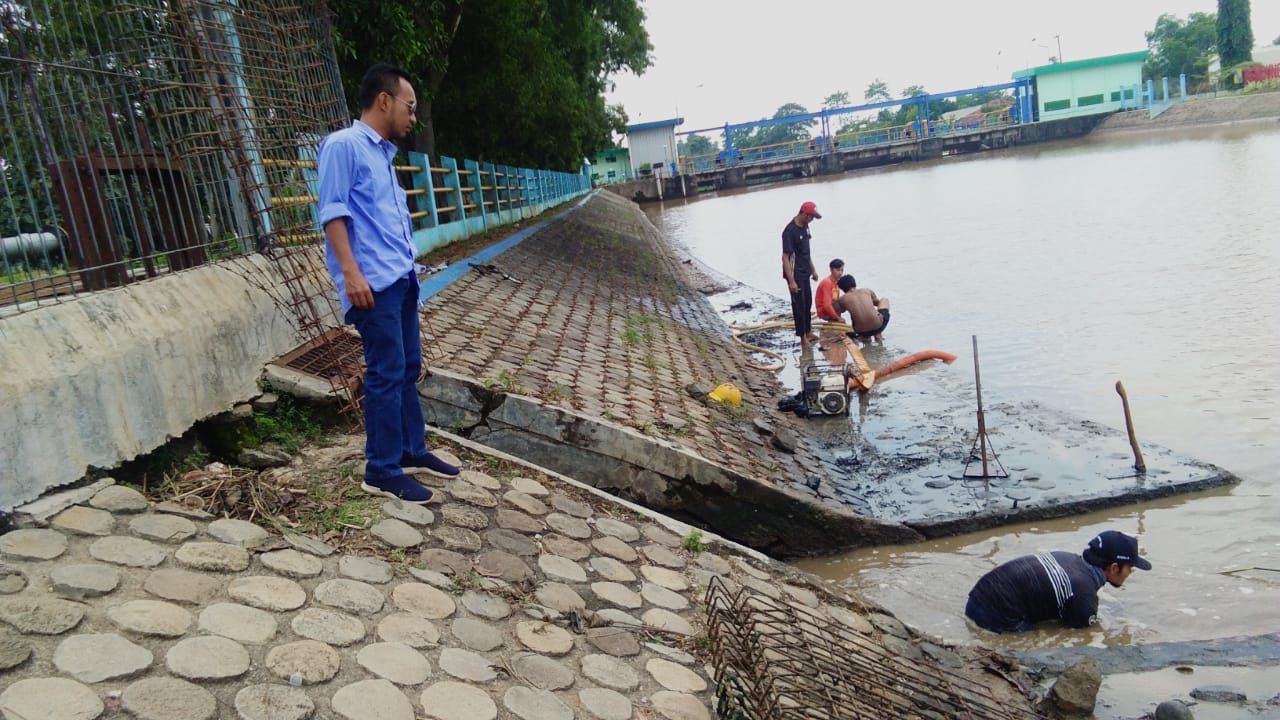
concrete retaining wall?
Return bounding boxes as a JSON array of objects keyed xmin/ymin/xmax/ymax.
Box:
[
  {"xmin": 419, "ymin": 368, "xmax": 921, "ymax": 558},
  {"xmin": 0, "ymin": 253, "xmax": 320, "ymax": 509}
]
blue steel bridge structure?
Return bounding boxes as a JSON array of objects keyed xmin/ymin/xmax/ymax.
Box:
[{"xmin": 674, "ymin": 79, "xmax": 1037, "ymax": 176}]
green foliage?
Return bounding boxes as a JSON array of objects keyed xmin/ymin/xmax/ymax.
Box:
[
  {"xmin": 732, "ymin": 103, "xmax": 813, "ymax": 150},
  {"xmin": 1216, "ymin": 0, "xmax": 1254, "ymax": 67},
  {"xmin": 621, "ymin": 312, "xmax": 655, "ymax": 346},
  {"xmin": 821, "ymin": 91, "xmax": 850, "ymax": 109},
  {"xmin": 683, "ymin": 529, "xmax": 705, "ymax": 554},
  {"xmin": 677, "ymin": 133, "xmax": 717, "ymax": 157},
  {"xmin": 435, "ymin": 2, "xmax": 651, "ymax": 170},
  {"xmin": 248, "ymin": 396, "xmax": 327, "ymax": 452},
  {"xmin": 864, "ymin": 79, "xmax": 890, "ymax": 103},
  {"xmin": 294, "ymin": 467, "xmax": 384, "ymax": 533},
  {"xmin": 328, "ymin": 0, "xmax": 652, "ymax": 169},
  {"xmin": 483, "ymin": 368, "xmax": 525, "ymax": 394},
  {"xmin": 1144, "ymin": 12, "xmax": 1218, "ymax": 83}
]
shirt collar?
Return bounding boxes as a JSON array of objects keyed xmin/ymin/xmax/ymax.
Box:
[{"xmin": 353, "ymin": 119, "xmax": 398, "ymax": 160}]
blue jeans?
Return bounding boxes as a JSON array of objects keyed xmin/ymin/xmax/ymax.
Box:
[{"xmin": 345, "ymin": 273, "xmax": 429, "ymax": 481}]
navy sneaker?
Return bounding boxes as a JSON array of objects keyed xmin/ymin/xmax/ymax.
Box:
[
  {"xmin": 401, "ymin": 451, "xmax": 460, "ymax": 479},
  {"xmin": 361, "ymin": 474, "xmax": 433, "ymax": 504}
]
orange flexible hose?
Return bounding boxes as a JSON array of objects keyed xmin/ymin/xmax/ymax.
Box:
[{"xmin": 873, "ymin": 349, "xmax": 957, "ymax": 380}]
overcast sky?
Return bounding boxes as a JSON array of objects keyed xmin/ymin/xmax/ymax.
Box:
[{"xmin": 606, "ymin": 0, "xmax": 1280, "ymax": 135}]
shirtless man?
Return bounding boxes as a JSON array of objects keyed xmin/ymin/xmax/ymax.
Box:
[{"xmin": 835, "ymin": 274, "xmax": 890, "ymax": 342}]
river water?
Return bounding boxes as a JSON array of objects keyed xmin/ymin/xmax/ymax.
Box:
[{"xmin": 643, "ymin": 123, "xmax": 1280, "ymax": 655}]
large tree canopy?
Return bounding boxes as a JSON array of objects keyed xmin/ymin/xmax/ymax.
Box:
[
  {"xmin": 329, "ymin": 0, "xmax": 652, "ymax": 171},
  {"xmin": 1144, "ymin": 12, "xmax": 1217, "ymax": 83},
  {"xmin": 1216, "ymin": 0, "xmax": 1253, "ymax": 67}
]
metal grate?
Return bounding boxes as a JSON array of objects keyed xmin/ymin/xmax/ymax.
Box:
[
  {"xmin": 274, "ymin": 326, "xmax": 363, "ymax": 393},
  {"xmin": 703, "ymin": 576, "xmax": 1044, "ymax": 720}
]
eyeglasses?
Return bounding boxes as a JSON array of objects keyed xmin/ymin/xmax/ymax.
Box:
[{"xmin": 387, "ymin": 93, "xmax": 417, "ymax": 115}]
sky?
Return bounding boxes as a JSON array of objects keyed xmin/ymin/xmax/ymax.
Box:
[{"xmin": 606, "ymin": 0, "xmax": 1280, "ymax": 136}]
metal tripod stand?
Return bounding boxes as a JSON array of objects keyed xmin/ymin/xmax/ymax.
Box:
[{"xmin": 962, "ymin": 335, "xmax": 1008, "ymax": 490}]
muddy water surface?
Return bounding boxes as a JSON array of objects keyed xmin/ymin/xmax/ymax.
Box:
[{"xmin": 645, "ymin": 123, "xmax": 1280, "ymax": 651}]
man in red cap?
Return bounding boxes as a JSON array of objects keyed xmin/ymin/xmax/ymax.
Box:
[
  {"xmin": 781, "ymin": 201, "xmax": 822, "ymax": 345},
  {"xmin": 964, "ymin": 530, "xmax": 1152, "ymax": 633}
]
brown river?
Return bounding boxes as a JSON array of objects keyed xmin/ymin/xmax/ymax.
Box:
[{"xmin": 643, "ymin": 124, "xmax": 1280, "ymax": 665}]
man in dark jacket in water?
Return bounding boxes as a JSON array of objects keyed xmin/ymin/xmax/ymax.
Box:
[{"xmin": 964, "ymin": 530, "xmax": 1152, "ymax": 633}]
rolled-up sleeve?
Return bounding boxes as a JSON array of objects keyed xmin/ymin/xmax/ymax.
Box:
[{"xmin": 317, "ymin": 136, "xmax": 354, "ymax": 226}]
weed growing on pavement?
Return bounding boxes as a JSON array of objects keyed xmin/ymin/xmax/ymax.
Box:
[
  {"xmin": 483, "ymin": 368, "xmax": 525, "ymax": 394},
  {"xmin": 295, "ymin": 472, "xmax": 383, "ymax": 533},
  {"xmin": 684, "ymin": 529, "xmax": 706, "ymax": 554},
  {"xmin": 622, "ymin": 312, "xmax": 656, "ymax": 347},
  {"xmin": 540, "ymin": 382, "xmax": 574, "ymax": 404},
  {"xmin": 246, "ymin": 395, "xmax": 329, "ymax": 452}
]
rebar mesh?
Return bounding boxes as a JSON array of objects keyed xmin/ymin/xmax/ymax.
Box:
[
  {"xmin": 1, "ymin": 0, "xmax": 368, "ymax": 416},
  {"xmin": 0, "ymin": 0, "xmax": 345, "ymax": 308},
  {"xmin": 703, "ymin": 576, "xmax": 1045, "ymax": 720}
]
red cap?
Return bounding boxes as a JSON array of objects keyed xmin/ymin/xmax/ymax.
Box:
[{"xmin": 800, "ymin": 201, "xmax": 822, "ymax": 219}]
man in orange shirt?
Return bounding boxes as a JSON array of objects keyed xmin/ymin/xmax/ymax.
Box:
[{"xmin": 814, "ymin": 258, "xmax": 845, "ymax": 323}]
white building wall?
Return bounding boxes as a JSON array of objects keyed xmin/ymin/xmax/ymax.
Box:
[
  {"xmin": 1037, "ymin": 62, "xmax": 1143, "ymax": 120},
  {"xmin": 627, "ymin": 127, "xmax": 679, "ymax": 177}
]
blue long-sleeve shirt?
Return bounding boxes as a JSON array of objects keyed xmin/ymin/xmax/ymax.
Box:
[
  {"xmin": 967, "ymin": 551, "xmax": 1107, "ymax": 631},
  {"xmin": 316, "ymin": 120, "xmax": 416, "ymax": 317}
]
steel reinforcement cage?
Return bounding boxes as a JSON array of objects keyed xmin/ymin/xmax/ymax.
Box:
[
  {"xmin": 703, "ymin": 576, "xmax": 1047, "ymax": 720},
  {"xmin": 0, "ymin": 0, "xmax": 590, "ymax": 316}
]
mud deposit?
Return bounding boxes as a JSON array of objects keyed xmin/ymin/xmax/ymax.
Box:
[{"xmin": 713, "ymin": 287, "xmax": 1238, "ymax": 531}]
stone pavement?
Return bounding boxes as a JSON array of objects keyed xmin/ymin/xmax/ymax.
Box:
[{"xmin": 0, "ymin": 441, "xmax": 967, "ymax": 720}]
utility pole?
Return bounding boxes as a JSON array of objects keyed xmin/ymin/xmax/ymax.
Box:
[{"xmin": 1054, "ymin": 34, "xmax": 1063, "ymax": 63}]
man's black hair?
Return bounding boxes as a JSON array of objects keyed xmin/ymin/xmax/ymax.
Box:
[
  {"xmin": 829, "ymin": 258, "xmax": 844, "ymax": 269},
  {"xmin": 358, "ymin": 64, "xmax": 412, "ymax": 111},
  {"xmin": 837, "ymin": 275, "xmax": 856, "ymax": 291}
]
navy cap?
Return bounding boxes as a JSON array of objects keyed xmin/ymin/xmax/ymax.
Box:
[{"xmin": 1086, "ymin": 531, "xmax": 1152, "ymax": 571}]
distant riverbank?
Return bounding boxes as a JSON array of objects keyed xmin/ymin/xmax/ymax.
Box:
[{"xmin": 1095, "ymin": 89, "xmax": 1280, "ymax": 133}]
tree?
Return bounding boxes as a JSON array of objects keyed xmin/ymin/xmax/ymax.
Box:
[
  {"xmin": 328, "ymin": 0, "xmax": 465, "ymax": 155},
  {"xmin": 864, "ymin": 79, "xmax": 890, "ymax": 103},
  {"xmin": 329, "ymin": 0, "xmax": 653, "ymax": 169},
  {"xmin": 1144, "ymin": 12, "xmax": 1217, "ymax": 83},
  {"xmin": 1216, "ymin": 0, "xmax": 1253, "ymax": 67},
  {"xmin": 901, "ymin": 85, "xmax": 926, "ymax": 98},
  {"xmin": 822, "ymin": 91, "xmax": 850, "ymax": 110},
  {"xmin": 732, "ymin": 103, "xmax": 813, "ymax": 149},
  {"xmin": 677, "ymin": 133, "xmax": 716, "ymax": 157}
]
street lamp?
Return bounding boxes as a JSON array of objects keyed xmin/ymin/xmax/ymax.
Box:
[{"xmin": 1031, "ymin": 35, "xmax": 1063, "ymax": 64}]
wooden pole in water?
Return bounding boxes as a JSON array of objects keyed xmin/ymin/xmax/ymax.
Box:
[
  {"xmin": 1115, "ymin": 380, "xmax": 1146, "ymax": 473},
  {"xmin": 972, "ymin": 336, "xmax": 989, "ymax": 481}
]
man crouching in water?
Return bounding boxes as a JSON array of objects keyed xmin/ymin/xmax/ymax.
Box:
[
  {"xmin": 964, "ymin": 530, "xmax": 1152, "ymax": 633},
  {"xmin": 835, "ymin": 274, "xmax": 890, "ymax": 342}
]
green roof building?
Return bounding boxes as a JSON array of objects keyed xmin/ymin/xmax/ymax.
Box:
[
  {"xmin": 1012, "ymin": 51, "xmax": 1147, "ymax": 121},
  {"xmin": 591, "ymin": 147, "xmax": 633, "ymax": 185}
]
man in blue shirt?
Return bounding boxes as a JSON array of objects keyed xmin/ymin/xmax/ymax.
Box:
[
  {"xmin": 317, "ymin": 64, "xmax": 459, "ymax": 503},
  {"xmin": 964, "ymin": 530, "xmax": 1152, "ymax": 633}
]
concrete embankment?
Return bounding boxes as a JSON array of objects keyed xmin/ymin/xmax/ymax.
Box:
[{"xmin": 1094, "ymin": 89, "xmax": 1280, "ymax": 133}]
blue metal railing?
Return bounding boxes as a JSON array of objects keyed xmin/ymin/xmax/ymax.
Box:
[{"xmin": 283, "ymin": 153, "xmax": 591, "ymax": 258}]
